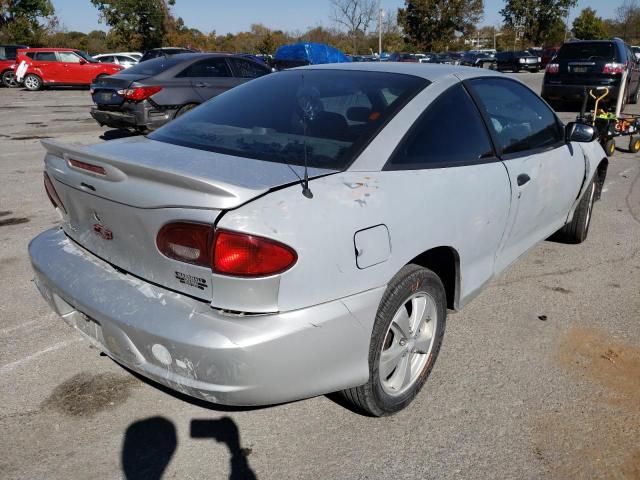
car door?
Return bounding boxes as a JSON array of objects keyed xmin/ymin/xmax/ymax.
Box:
[
  {"xmin": 466, "ymin": 77, "xmax": 585, "ymax": 273},
  {"xmin": 57, "ymin": 51, "xmax": 88, "ymax": 83},
  {"xmin": 30, "ymin": 51, "xmax": 61, "ymax": 82},
  {"xmin": 384, "ymin": 82, "xmax": 512, "ymax": 295},
  {"xmin": 182, "ymin": 57, "xmax": 241, "ymax": 101}
]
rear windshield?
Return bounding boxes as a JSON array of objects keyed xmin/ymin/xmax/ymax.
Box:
[
  {"xmin": 557, "ymin": 42, "xmax": 617, "ymax": 61},
  {"xmin": 122, "ymin": 56, "xmax": 183, "ymax": 76},
  {"xmin": 150, "ymin": 69, "xmax": 428, "ymax": 170}
]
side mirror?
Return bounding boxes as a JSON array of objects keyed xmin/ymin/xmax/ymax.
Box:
[
  {"xmin": 565, "ymin": 121, "xmax": 597, "ymax": 143},
  {"xmin": 79, "ymin": 59, "xmax": 87, "ymax": 65}
]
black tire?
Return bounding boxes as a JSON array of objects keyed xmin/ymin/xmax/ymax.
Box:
[
  {"xmin": 341, "ymin": 264, "xmax": 447, "ymax": 416},
  {"xmin": 630, "ymin": 84, "xmax": 640, "ymax": 105},
  {"xmin": 2, "ymin": 70, "xmax": 19, "ymax": 88},
  {"xmin": 629, "ymin": 136, "xmax": 640, "ymax": 153},
  {"xmin": 174, "ymin": 103, "xmax": 198, "ymax": 118},
  {"xmin": 93, "ymin": 73, "xmax": 109, "ymax": 82},
  {"xmin": 553, "ymin": 178, "xmax": 597, "ymax": 244},
  {"xmin": 603, "ymin": 138, "xmax": 616, "ymax": 157},
  {"xmin": 23, "ymin": 73, "xmax": 42, "ymax": 91},
  {"xmin": 532, "ymin": 69, "xmax": 539, "ymax": 73}
]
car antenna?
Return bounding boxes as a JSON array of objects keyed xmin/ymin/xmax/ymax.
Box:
[{"xmin": 300, "ymin": 72, "xmax": 313, "ymax": 199}]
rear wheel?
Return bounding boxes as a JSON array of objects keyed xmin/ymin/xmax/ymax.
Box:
[
  {"xmin": 629, "ymin": 136, "xmax": 640, "ymax": 153},
  {"xmin": 553, "ymin": 178, "xmax": 597, "ymax": 244},
  {"xmin": 174, "ymin": 103, "xmax": 198, "ymax": 118},
  {"xmin": 629, "ymin": 84, "xmax": 640, "ymax": 104},
  {"xmin": 23, "ymin": 74, "xmax": 42, "ymax": 91},
  {"xmin": 2, "ymin": 70, "xmax": 19, "ymax": 88},
  {"xmin": 93, "ymin": 73, "xmax": 109, "ymax": 82},
  {"xmin": 341, "ymin": 264, "xmax": 447, "ymax": 416}
]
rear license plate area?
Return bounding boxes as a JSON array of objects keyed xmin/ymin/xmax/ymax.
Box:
[
  {"xmin": 76, "ymin": 312, "xmax": 104, "ymax": 344},
  {"xmin": 573, "ymin": 66, "xmax": 588, "ymax": 73}
]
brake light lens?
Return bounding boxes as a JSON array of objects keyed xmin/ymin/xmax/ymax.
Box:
[
  {"xmin": 43, "ymin": 172, "xmax": 67, "ymax": 214},
  {"xmin": 213, "ymin": 230, "xmax": 297, "ymax": 277},
  {"xmin": 118, "ymin": 86, "xmax": 162, "ymax": 101},
  {"xmin": 603, "ymin": 62, "xmax": 625, "ymax": 74},
  {"xmin": 68, "ymin": 158, "xmax": 106, "ymax": 175},
  {"xmin": 156, "ymin": 222, "xmax": 213, "ymax": 267},
  {"xmin": 546, "ymin": 63, "xmax": 559, "ymax": 74}
]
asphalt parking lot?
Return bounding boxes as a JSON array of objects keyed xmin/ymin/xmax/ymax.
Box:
[{"xmin": 0, "ymin": 72, "xmax": 639, "ymax": 480}]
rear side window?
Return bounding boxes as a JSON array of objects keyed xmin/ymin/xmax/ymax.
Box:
[
  {"xmin": 468, "ymin": 78, "xmax": 562, "ymax": 155},
  {"xmin": 123, "ymin": 56, "xmax": 183, "ymax": 76},
  {"xmin": 388, "ymin": 84, "xmax": 493, "ymax": 169},
  {"xmin": 179, "ymin": 58, "xmax": 231, "ymax": 78},
  {"xmin": 34, "ymin": 52, "xmax": 57, "ymax": 61},
  {"xmin": 228, "ymin": 58, "xmax": 269, "ymax": 78},
  {"xmin": 556, "ymin": 42, "xmax": 617, "ymax": 61}
]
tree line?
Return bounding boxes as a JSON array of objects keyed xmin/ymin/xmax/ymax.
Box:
[{"xmin": 1, "ymin": 0, "xmax": 640, "ymax": 56}]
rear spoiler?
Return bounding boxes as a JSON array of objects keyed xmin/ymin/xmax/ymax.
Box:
[{"xmin": 40, "ymin": 139, "xmax": 266, "ymax": 210}]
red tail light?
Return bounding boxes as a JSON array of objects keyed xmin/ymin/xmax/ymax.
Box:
[
  {"xmin": 43, "ymin": 172, "xmax": 67, "ymax": 214},
  {"xmin": 546, "ymin": 63, "xmax": 559, "ymax": 74},
  {"xmin": 118, "ymin": 86, "xmax": 162, "ymax": 101},
  {"xmin": 68, "ymin": 158, "xmax": 106, "ymax": 175},
  {"xmin": 603, "ymin": 62, "xmax": 625, "ymax": 74},
  {"xmin": 156, "ymin": 222, "xmax": 213, "ymax": 267},
  {"xmin": 157, "ymin": 224, "xmax": 297, "ymax": 276},
  {"xmin": 213, "ymin": 230, "xmax": 297, "ymax": 277}
]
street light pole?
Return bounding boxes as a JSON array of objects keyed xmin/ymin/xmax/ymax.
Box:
[{"xmin": 378, "ymin": 0, "xmax": 383, "ymax": 59}]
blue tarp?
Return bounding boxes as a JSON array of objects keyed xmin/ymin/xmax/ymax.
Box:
[{"xmin": 274, "ymin": 43, "xmax": 352, "ymax": 65}]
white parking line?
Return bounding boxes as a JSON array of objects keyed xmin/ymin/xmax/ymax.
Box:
[
  {"xmin": 0, "ymin": 338, "xmax": 82, "ymax": 375},
  {"xmin": 0, "ymin": 319, "xmax": 42, "ymax": 336}
]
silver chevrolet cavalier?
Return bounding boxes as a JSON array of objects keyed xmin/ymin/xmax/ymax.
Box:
[{"xmin": 29, "ymin": 63, "xmax": 608, "ymax": 416}]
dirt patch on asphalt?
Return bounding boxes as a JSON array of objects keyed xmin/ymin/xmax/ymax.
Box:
[
  {"xmin": 42, "ymin": 372, "xmax": 140, "ymax": 417},
  {"xmin": 0, "ymin": 217, "xmax": 30, "ymax": 226},
  {"xmin": 11, "ymin": 135, "xmax": 52, "ymax": 141},
  {"xmin": 533, "ymin": 326, "xmax": 640, "ymax": 479}
]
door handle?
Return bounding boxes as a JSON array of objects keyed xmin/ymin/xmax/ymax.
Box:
[
  {"xmin": 195, "ymin": 82, "xmax": 209, "ymax": 87},
  {"xmin": 517, "ymin": 173, "xmax": 531, "ymax": 186}
]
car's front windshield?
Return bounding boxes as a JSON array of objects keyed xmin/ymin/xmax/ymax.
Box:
[
  {"xmin": 150, "ymin": 69, "xmax": 429, "ymax": 170},
  {"xmin": 77, "ymin": 51, "xmax": 97, "ymax": 63}
]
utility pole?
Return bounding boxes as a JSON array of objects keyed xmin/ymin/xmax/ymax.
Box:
[
  {"xmin": 564, "ymin": 5, "xmax": 571, "ymax": 41},
  {"xmin": 378, "ymin": 1, "xmax": 383, "ymax": 59}
]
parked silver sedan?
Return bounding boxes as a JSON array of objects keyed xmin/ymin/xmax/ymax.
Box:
[{"xmin": 29, "ymin": 63, "xmax": 607, "ymax": 416}]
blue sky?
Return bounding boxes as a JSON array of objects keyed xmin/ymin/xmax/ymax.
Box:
[{"xmin": 52, "ymin": 0, "xmax": 623, "ymax": 35}]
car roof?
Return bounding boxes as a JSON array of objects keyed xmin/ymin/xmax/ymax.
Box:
[
  {"xmin": 18, "ymin": 47, "xmax": 78, "ymax": 52},
  {"xmin": 292, "ymin": 62, "xmax": 501, "ymax": 82}
]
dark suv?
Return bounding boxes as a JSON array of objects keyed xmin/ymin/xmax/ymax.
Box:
[
  {"xmin": 495, "ymin": 51, "xmax": 540, "ymax": 72},
  {"xmin": 90, "ymin": 53, "xmax": 271, "ymax": 132},
  {"xmin": 542, "ymin": 38, "xmax": 640, "ymax": 106}
]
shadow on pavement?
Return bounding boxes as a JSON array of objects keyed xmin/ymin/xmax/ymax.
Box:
[
  {"xmin": 122, "ymin": 416, "xmax": 177, "ymax": 480},
  {"xmin": 100, "ymin": 128, "xmax": 140, "ymax": 141},
  {"xmin": 121, "ymin": 416, "xmax": 256, "ymax": 480},
  {"xmin": 191, "ymin": 417, "xmax": 257, "ymax": 480}
]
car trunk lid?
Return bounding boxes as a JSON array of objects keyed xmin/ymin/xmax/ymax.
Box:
[
  {"xmin": 91, "ymin": 73, "xmax": 145, "ymax": 106},
  {"xmin": 42, "ymin": 137, "xmax": 334, "ymax": 301}
]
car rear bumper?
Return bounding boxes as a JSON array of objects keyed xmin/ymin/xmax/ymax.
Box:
[
  {"xmin": 29, "ymin": 228, "xmax": 383, "ymax": 406},
  {"xmin": 542, "ymin": 83, "xmax": 621, "ymax": 101},
  {"xmin": 90, "ymin": 104, "xmax": 173, "ymax": 131}
]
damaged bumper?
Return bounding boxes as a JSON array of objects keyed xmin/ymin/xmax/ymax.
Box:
[{"xmin": 29, "ymin": 228, "xmax": 383, "ymax": 406}]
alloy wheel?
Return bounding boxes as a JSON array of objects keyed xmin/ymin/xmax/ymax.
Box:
[{"xmin": 379, "ymin": 292, "xmax": 438, "ymax": 397}]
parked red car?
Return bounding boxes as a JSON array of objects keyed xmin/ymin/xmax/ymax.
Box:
[
  {"xmin": 15, "ymin": 48, "xmax": 123, "ymax": 91},
  {"xmin": 1, "ymin": 44, "xmax": 28, "ymax": 87}
]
